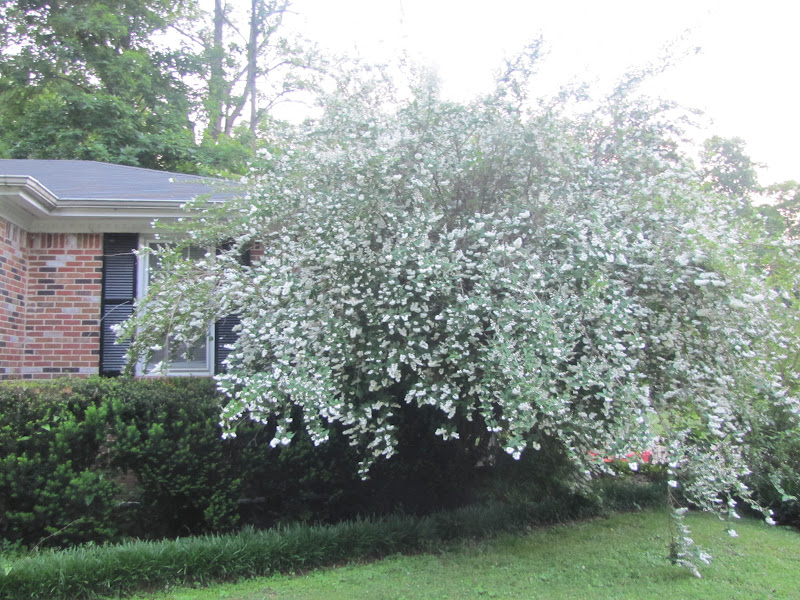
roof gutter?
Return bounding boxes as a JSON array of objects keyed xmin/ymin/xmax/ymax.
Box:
[{"xmin": 0, "ymin": 175, "xmax": 201, "ymax": 233}]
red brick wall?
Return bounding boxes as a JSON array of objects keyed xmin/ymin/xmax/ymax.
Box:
[
  {"xmin": 0, "ymin": 223, "xmax": 103, "ymax": 380},
  {"xmin": 1, "ymin": 230, "xmax": 265, "ymax": 379},
  {"xmin": 21, "ymin": 233, "xmax": 103, "ymax": 378},
  {"xmin": 0, "ymin": 217, "xmax": 28, "ymax": 378},
  {"xmin": 250, "ymin": 242, "xmax": 264, "ymax": 263}
]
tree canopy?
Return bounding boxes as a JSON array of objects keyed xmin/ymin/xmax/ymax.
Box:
[
  {"xmin": 0, "ymin": 0, "xmax": 322, "ymax": 173},
  {"xmin": 0, "ymin": 0, "xmax": 199, "ymax": 170}
]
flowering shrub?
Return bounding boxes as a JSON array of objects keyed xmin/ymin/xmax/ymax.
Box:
[
  {"xmin": 118, "ymin": 57, "xmax": 800, "ymax": 574},
  {"xmin": 588, "ymin": 450, "xmax": 654, "ymax": 465}
]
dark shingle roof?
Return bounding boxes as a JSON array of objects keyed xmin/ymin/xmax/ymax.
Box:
[{"xmin": 0, "ymin": 159, "xmax": 227, "ymax": 202}]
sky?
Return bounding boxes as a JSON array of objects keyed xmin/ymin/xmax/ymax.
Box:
[{"xmin": 280, "ymin": 0, "xmax": 799, "ymax": 185}]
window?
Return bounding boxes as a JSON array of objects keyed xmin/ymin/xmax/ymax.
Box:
[
  {"xmin": 100, "ymin": 233, "xmax": 240, "ymax": 377},
  {"xmin": 137, "ymin": 239, "xmax": 214, "ymax": 376}
]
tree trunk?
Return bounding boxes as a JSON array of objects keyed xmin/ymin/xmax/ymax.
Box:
[
  {"xmin": 207, "ymin": 0, "xmax": 225, "ymax": 140},
  {"xmin": 247, "ymin": 0, "xmax": 259, "ymax": 146}
]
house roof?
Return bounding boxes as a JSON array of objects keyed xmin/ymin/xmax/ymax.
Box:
[{"xmin": 0, "ymin": 159, "xmax": 237, "ymax": 233}]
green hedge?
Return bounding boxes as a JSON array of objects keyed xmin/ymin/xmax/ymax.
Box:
[
  {"xmin": 743, "ymin": 394, "xmax": 800, "ymax": 528},
  {"xmin": 1, "ymin": 378, "xmax": 240, "ymax": 546},
  {"xmin": 3, "ymin": 375, "xmax": 793, "ymax": 553},
  {"xmin": 0, "ymin": 377, "xmax": 484, "ymax": 548},
  {"xmin": 0, "ymin": 379, "xmax": 121, "ymax": 547}
]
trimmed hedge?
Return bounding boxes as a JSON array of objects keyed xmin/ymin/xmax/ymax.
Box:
[
  {"xmin": 0, "ymin": 376, "xmax": 676, "ymax": 599},
  {"xmin": 4, "ymin": 375, "xmax": 793, "ymax": 556},
  {"xmin": 1, "ymin": 378, "xmax": 239, "ymax": 546},
  {"xmin": 0, "ymin": 377, "xmax": 485, "ymax": 547}
]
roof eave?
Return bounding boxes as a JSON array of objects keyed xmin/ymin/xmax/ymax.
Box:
[
  {"xmin": 0, "ymin": 176, "xmax": 207, "ymax": 233},
  {"xmin": 0, "ymin": 175, "xmax": 60, "ymax": 230}
]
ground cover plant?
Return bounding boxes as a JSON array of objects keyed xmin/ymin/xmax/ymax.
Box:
[
  {"xmin": 118, "ymin": 48, "xmax": 800, "ymax": 574},
  {"xmin": 133, "ymin": 510, "xmax": 800, "ymax": 600},
  {"xmin": 0, "ymin": 478, "xmax": 663, "ymax": 599}
]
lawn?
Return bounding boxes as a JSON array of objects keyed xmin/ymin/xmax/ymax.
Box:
[{"xmin": 137, "ymin": 510, "xmax": 799, "ymax": 600}]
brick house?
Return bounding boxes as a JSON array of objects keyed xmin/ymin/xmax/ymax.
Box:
[{"xmin": 0, "ymin": 159, "xmax": 240, "ymax": 380}]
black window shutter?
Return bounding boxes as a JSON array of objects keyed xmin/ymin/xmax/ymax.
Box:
[
  {"xmin": 240, "ymin": 246, "xmax": 252, "ymax": 267},
  {"xmin": 213, "ymin": 241, "xmax": 248, "ymax": 374},
  {"xmin": 215, "ymin": 314, "xmax": 240, "ymax": 374},
  {"xmin": 100, "ymin": 234, "xmax": 138, "ymax": 376}
]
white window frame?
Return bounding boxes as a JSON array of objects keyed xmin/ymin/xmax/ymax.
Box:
[{"xmin": 136, "ymin": 237, "xmax": 215, "ymax": 376}]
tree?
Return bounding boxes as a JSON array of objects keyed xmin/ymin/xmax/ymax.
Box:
[
  {"xmin": 0, "ymin": 0, "xmax": 322, "ymax": 173},
  {"xmin": 765, "ymin": 180, "xmax": 800, "ymax": 239},
  {"xmin": 0, "ymin": 0, "xmax": 199, "ymax": 171},
  {"xmin": 117, "ymin": 59, "xmax": 800, "ymax": 575},
  {"xmin": 700, "ymin": 135, "xmax": 761, "ymax": 200},
  {"xmin": 195, "ymin": 0, "xmax": 325, "ymax": 142}
]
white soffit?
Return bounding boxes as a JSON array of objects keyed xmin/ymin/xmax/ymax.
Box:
[{"xmin": 0, "ymin": 175, "xmax": 211, "ymax": 233}]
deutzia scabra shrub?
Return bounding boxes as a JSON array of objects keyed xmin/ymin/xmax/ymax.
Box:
[{"xmin": 118, "ymin": 58, "xmax": 800, "ymax": 574}]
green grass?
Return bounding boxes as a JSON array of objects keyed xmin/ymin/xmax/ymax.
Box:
[{"xmin": 136, "ymin": 510, "xmax": 800, "ymax": 600}]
